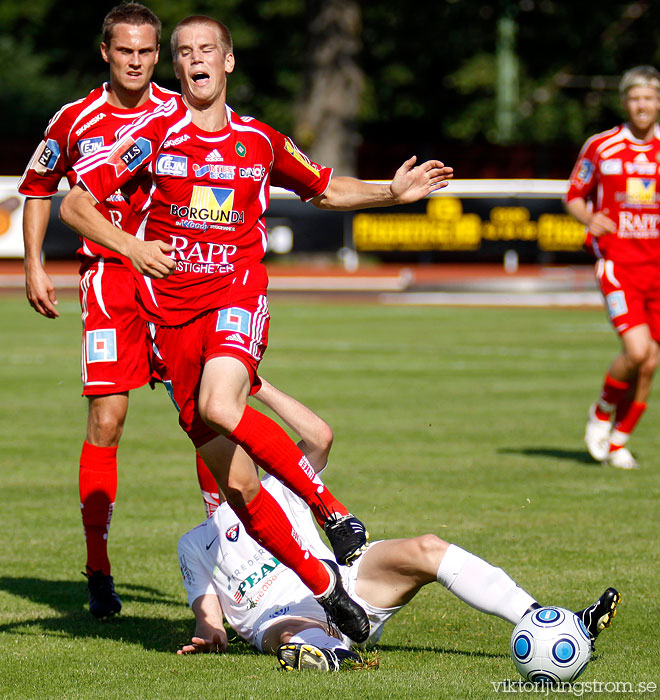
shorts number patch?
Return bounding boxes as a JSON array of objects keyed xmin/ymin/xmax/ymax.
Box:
[
  {"xmin": 216, "ymin": 307, "xmax": 251, "ymax": 335},
  {"xmin": 86, "ymin": 329, "xmax": 117, "ymax": 363},
  {"xmin": 605, "ymin": 290, "xmax": 628, "ymax": 319}
]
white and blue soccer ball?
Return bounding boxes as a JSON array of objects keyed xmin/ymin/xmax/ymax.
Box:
[{"xmin": 510, "ymin": 607, "xmax": 592, "ymax": 684}]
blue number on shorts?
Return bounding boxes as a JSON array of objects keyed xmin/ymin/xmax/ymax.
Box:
[
  {"xmin": 217, "ymin": 307, "xmax": 251, "ymax": 335},
  {"xmin": 605, "ymin": 290, "xmax": 627, "ymax": 319},
  {"xmin": 86, "ymin": 329, "xmax": 117, "ymax": 363}
]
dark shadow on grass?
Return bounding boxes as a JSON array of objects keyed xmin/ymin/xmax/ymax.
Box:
[
  {"xmin": 376, "ymin": 642, "xmax": 508, "ymax": 659},
  {"xmin": 497, "ymin": 447, "xmax": 600, "ymax": 466},
  {"xmin": 0, "ymin": 576, "xmax": 262, "ymax": 655},
  {"xmin": 0, "ymin": 576, "xmax": 179, "ymax": 611},
  {"xmin": 0, "ymin": 615, "xmax": 260, "ymax": 656}
]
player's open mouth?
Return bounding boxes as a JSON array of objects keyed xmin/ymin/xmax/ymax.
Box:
[{"xmin": 192, "ymin": 72, "xmax": 210, "ymax": 84}]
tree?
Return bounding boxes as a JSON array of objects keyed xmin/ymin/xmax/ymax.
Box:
[
  {"xmin": 294, "ymin": 0, "xmax": 364, "ymax": 175},
  {"xmin": 4, "ymin": 0, "xmax": 660, "ymax": 177}
]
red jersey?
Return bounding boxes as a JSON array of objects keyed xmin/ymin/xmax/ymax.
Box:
[
  {"xmin": 18, "ymin": 82, "xmax": 176, "ymax": 262},
  {"xmin": 565, "ymin": 123, "xmax": 660, "ymax": 264},
  {"xmin": 73, "ymin": 96, "xmax": 333, "ymax": 326}
]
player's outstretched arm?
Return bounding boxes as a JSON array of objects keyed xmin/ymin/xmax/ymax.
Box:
[
  {"xmin": 310, "ymin": 156, "xmax": 453, "ymax": 211},
  {"xmin": 177, "ymin": 594, "xmax": 228, "ymax": 655},
  {"xmin": 59, "ymin": 184, "xmax": 176, "ymax": 279},
  {"xmin": 23, "ymin": 197, "xmax": 58, "ymax": 318}
]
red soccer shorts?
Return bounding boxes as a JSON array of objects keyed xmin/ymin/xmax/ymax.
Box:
[
  {"xmin": 151, "ymin": 294, "xmax": 270, "ymax": 448},
  {"xmin": 596, "ymin": 259, "xmax": 660, "ymax": 341},
  {"xmin": 79, "ymin": 260, "xmax": 152, "ymax": 396}
]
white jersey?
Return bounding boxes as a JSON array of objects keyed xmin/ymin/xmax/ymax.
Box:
[{"xmin": 177, "ymin": 475, "xmax": 333, "ymax": 645}]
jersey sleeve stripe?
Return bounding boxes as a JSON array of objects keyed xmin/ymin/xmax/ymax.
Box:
[
  {"xmin": 114, "ymin": 97, "xmax": 180, "ymax": 142},
  {"xmin": 161, "ymin": 112, "xmax": 193, "ymax": 144},
  {"xmin": 73, "ymin": 144, "xmax": 116, "ymax": 175},
  {"xmin": 68, "ymin": 91, "xmax": 110, "ymax": 139}
]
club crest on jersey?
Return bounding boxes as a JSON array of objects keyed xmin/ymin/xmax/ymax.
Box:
[
  {"xmin": 109, "ymin": 136, "xmax": 152, "ymax": 176},
  {"xmin": 226, "ymin": 524, "xmax": 240, "ymax": 541},
  {"xmin": 156, "ymin": 154, "xmax": 188, "ymax": 177},
  {"xmin": 235, "ymin": 141, "xmax": 246, "ymax": 157},
  {"xmin": 626, "ymin": 177, "xmax": 656, "ymax": 205},
  {"xmin": 170, "ymin": 186, "xmax": 245, "ymax": 224},
  {"xmin": 193, "ymin": 163, "xmax": 236, "ymax": 180},
  {"xmin": 35, "ymin": 139, "xmax": 60, "ymax": 174},
  {"xmin": 284, "ymin": 137, "xmax": 320, "ymax": 177},
  {"xmin": 78, "ymin": 137, "xmax": 104, "ymax": 157}
]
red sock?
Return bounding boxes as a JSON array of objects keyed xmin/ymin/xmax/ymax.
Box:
[
  {"xmin": 232, "ymin": 484, "xmax": 331, "ymax": 596},
  {"xmin": 595, "ymin": 374, "xmax": 631, "ymax": 421},
  {"xmin": 228, "ymin": 406, "xmax": 348, "ymax": 526},
  {"xmin": 614, "ymin": 395, "xmax": 634, "ymax": 425},
  {"xmin": 196, "ymin": 452, "xmax": 220, "ymax": 518},
  {"xmin": 610, "ymin": 401, "xmax": 647, "ymax": 450},
  {"xmin": 79, "ymin": 441, "xmax": 117, "ymax": 576}
]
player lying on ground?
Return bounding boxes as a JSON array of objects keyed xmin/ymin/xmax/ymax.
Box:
[{"xmin": 176, "ymin": 384, "xmax": 620, "ymax": 671}]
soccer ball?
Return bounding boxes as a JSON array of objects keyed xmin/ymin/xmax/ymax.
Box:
[{"xmin": 510, "ymin": 607, "xmax": 592, "ymax": 684}]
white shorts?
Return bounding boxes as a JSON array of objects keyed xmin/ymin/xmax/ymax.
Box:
[
  {"xmin": 252, "ymin": 542, "xmax": 404, "ymax": 651},
  {"xmin": 340, "ymin": 541, "xmax": 404, "ymax": 648}
]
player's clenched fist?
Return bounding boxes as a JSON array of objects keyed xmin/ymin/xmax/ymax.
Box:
[{"xmin": 125, "ymin": 238, "xmax": 175, "ymax": 279}]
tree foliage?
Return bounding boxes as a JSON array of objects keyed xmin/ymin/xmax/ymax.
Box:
[{"xmin": 2, "ymin": 0, "xmax": 660, "ymax": 175}]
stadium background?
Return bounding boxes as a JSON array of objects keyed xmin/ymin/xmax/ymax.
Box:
[
  {"xmin": 1, "ymin": 3, "xmax": 659, "ymax": 699},
  {"xmin": 2, "ymin": 1, "xmax": 660, "ymax": 270}
]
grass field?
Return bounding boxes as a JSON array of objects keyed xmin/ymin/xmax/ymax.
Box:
[{"xmin": 1, "ymin": 293, "xmax": 658, "ymax": 699}]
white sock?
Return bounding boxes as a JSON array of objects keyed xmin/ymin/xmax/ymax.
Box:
[
  {"xmin": 289, "ymin": 627, "xmax": 349, "ymax": 652},
  {"xmin": 436, "ymin": 544, "xmax": 537, "ymax": 625}
]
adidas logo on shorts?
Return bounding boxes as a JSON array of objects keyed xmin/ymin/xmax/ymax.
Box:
[{"xmin": 225, "ymin": 332, "xmax": 244, "ymax": 343}]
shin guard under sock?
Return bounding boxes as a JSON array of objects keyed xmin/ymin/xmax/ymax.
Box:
[{"xmin": 79, "ymin": 441, "xmax": 117, "ymax": 575}]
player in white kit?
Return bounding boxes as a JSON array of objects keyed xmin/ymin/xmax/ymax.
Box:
[{"xmin": 177, "ymin": 385, "xmax": 621, "ymax": 671}]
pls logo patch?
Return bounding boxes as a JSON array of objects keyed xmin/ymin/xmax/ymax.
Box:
[
  {"xmin": 34, "ymin": 139, "xmax": 61, "ymax": 175},
  {"xmin": 225, "ymin": 523, "xmax": 240, "ymax": 541},
  {"xmin": 109, "ymin": 136, "xmax": 152, "ymax": 176}
]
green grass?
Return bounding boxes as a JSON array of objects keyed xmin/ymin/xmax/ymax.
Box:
[{"xmin": 1, "ymin": 294, "xmax": 658, "ymax": 699}]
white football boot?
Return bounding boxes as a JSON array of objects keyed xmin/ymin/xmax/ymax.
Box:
[
  {"xmin": 604, "ymin": 447, "xmax": 639, "ymax": 470},
  {"xmin": 584, "ymin": 403, "xmax": 612, "ymax": 461}
]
